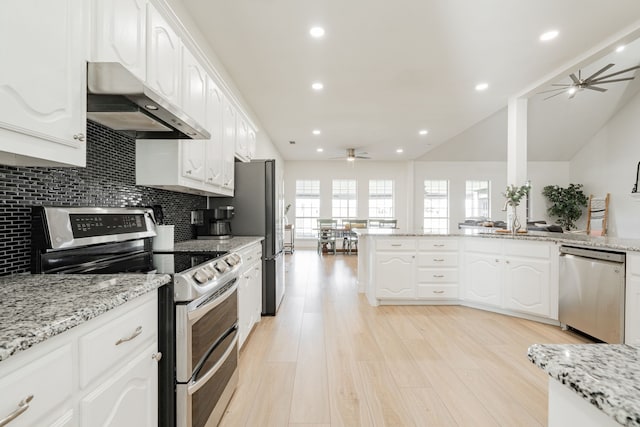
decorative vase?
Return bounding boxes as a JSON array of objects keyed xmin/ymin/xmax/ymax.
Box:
[{"xmin": 510, "ymin": 209, "xmax": 520, "ymax": 235}]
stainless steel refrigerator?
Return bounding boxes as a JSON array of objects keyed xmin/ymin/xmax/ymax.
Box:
[{"xmin": 210, "ymin": 159, "xmax": 285, "ymax": 315}]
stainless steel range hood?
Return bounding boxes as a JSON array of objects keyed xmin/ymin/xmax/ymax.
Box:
[{"xmin": 87, "ymin": 62, "xmax": 210, "ymax": 140}]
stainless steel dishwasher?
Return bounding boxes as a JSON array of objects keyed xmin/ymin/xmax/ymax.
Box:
[{"xmin": 559, "ymin": 246, "xmax": 626, "ymax": 343}]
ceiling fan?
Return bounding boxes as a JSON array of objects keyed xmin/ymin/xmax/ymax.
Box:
[
  {"xmin": 331, "ymin": 148, "xmax": 371, "ymax": 161},
  {"xmin": 539, "ymin": 63, "xmax": 640, "ymax": 100}
]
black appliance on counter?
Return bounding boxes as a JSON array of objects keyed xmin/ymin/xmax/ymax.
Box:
[
  {"xmin": 209, "ymin": 159, "xmax": 285, "ymax": 315},
  {"xmin": 31, "ymin": 206, "xmax": 242, "ymax": 427},
  {"xmin": 192, "ymin": 205, "xmax": 235, "ymax": 239}
]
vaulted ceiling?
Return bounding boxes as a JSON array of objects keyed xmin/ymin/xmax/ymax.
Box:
[{"xmin": 179, "ymin": 0, "xmax": 640, "ymax": 161}]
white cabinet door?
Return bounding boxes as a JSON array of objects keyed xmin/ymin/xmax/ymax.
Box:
[
  {"xmin": 181, "ymin": 46, "xmax": 207, "ymax": 127},
  {"xmin": 626, "ymin": 253, "xmax": 640, "ymax": 345},
  {"xmin": 92, "ymin": 0, "xmax": 147, "ymax": 81},
  {"xmin": 222, "ymin": 98, "xmax": 236, "ymax": 190},
  {"xmin": 236, "ymin": 116, "xmax": 249, "ymax": 160},
  {"xmin": 205, "ymin": 77, "xmax": 224, "ymax": 187},
  {"xmin": 503, "ymin": 257, "xmax": 551, "ymax": 317},
  {"xmin": 80, "ymin": 343, "xmax": 158, "ymax": 427},
  {"xmin": 181, "ymin": 140, "xmax": 206, "ymax": 183},
  {"xmin": 248, "ymin": 127, "xmax": 257, "ymax": 160},
  {"xmin": 375, "ymin": 252, "xmax": 415, "ymax": 299},
  {"xmin": 0, "ymin": 0, "xmax": 86, "ymax": 167},
  {"xmin": 146, "ymin": 4, "xmax": 181, "ymax": 106},
  {"xmin": 237, "ymin": 271, "xmax": 251, "ymax": 348},
  {"xmin": 464, "ymin": 252, "xmax": 502, "ymax": 306}
]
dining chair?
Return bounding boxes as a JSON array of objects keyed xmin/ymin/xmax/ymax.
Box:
[
  {"xmin": 345, "ymin": 219, "xmax": 368, "ymax": 254},
  {"xmin": 317, "ymin": 219, "xmax": 337, "ymax": 254}
]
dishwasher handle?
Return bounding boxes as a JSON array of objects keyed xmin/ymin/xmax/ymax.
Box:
[{"xmin": 559, "ymin": 246, "xmax": 625, "ymax": 263}]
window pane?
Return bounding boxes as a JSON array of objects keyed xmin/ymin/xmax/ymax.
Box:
[
  {"xmin": 423, "ymin": 180, "xmax": 449, "ymax": 234},
  {"xmin": 295, "ymin": 180, "xmax": 320, "ymax": 237},
  {"xmin": 465, "ymin": 180, "xmax": 491, "ymax": 219},
  {"xmin": 369, "ymin": 180, "xmax": 394, "ymax": 218},
  {"xmin": 332, "ymin": 179, "xmax": 357, "ymax": 223}
]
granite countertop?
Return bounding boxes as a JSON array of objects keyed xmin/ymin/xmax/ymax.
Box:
[
  {"xmin": 164, "ymin": 236, "xmax": 264, "ymax": 253},
  {"xmin": 354, "ymin": 228, "xmax": 640, "ymax": 252},
  {"xmin": 528, "ymin": 344, "xmax": 640, "ymax": 427},
  {"xmin": 0, "ymin": 273, "xmax": 171, "ymax": 363}
]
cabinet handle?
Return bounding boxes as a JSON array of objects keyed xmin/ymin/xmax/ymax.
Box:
[
  {"xmin": 434, "ymin": 244, "xmax": 445, "ymax": 247},
  {"xmin": 433, "ymin": 290, "xmax": 445, "ymax": 294},
  {"xmin": 254, "ymin": 267, "xmax": 260, "ymax": 271},
  {"xmin": 115, "ymin": 326, "xmax": 143, "ymax": 346},
  {"xmin": 433, "ymin": 258, "xmax": 445, "ymax": 262},
  {"xmin": 495, "ymin": 259, "xmax": 500, "ymax": 263},
  {"xmin": 186, "ymin": 170, "xmax": 192, "ymax": 175},
  {"xmin": 391, "ymin": 244, "xmax": 402, "ymax": 247},
  {"xmin": 0, "ymin": 395, "xmax": 33, "ymax": 427},
  {"xmin": 247, "ymin": 256, "xmax": 252, "ymax": 261},
  {"xmin": 73, "ymin": 133, "xmax": 85, "ymax": 142},
  {"xmin": 433, "ymin": 274, "xmax": 445, "ymax": 278},
  {"xmin": 505, "ymin": 260, "xmax": 510, "ymax": 264},
  {"xmin": 152, "ymin": 352, "xmax": 163, "ymax": 362},
  {"xmin": 207, "ymin": 177, "xmax": 213, "ymax": 182}
]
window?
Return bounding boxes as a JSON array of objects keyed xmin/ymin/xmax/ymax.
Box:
[
  {"xmin": 465, "ymin": 180, "xmax": 491, "ymax": 219},
  {"xmin": 295, "ymin": 180, "xmax": 320, "ymax": 237},
  {"xmin": 369, "ymin": 180, "xmax": 394, "ymax": 218},
  {"xmin": 423, "ymin": 180, "xmax": 449, "ymax": 233},
  {"xmin": 332, "ymin": 179, "xmax": 357, "ymax": 223}
]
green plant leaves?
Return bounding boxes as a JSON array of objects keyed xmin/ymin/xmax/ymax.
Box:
[{"xmin": 542, "ymin": 184, "xmax": 588, "ymax": 230}]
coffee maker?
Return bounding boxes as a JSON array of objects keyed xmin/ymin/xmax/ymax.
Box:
[{"xmin": 192, "ymin": 206, "xmax": 234, "ymax": 239}]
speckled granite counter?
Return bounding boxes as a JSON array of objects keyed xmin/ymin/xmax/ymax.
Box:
[
  {"xmin": 355, "ymin": 228, "xmax": 640, "ymax": 252},
  {"xmin": 528, "ymin": 344, "xmax": 640, "ymax": 426},
  {"xmin": 162, "ymin": 236, "xmax": 264, "ymax": 253},
  {"xmin": 0, "ymin": 273, "xmax": 171, "ymax": 363}
]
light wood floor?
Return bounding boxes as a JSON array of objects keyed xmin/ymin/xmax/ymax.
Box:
[{"xmin": 220, "ymin": 250, "xmax": 589, "ymax": 427}]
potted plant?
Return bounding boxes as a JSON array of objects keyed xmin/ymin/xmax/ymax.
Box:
[{"xmin": 542, "ymin": 184, "xmax": 588, "ymax": 231}]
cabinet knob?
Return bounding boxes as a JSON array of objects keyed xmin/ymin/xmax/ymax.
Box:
[
  {"xmin": 0, "ymin": 395, "xmax": 33, "ymax": 427},
  {"xmin": 207, "ymin": 177, "xmax": 213, "ymax": 182},
  {"xmin": 495, "ymin": 259, "xmax": 500, "ymax": 263},
  {"xmin": 505, "ymin": 260, "xmax": 510, "ymax": 264},
  {"xmin": 152, "ymin": 352, "xmax": 163, "ymax": 362},
  {"xmin": 73, "ymin": 133, "xmax": 85, "ymax": 142},
  {"xmin": 186, "ymin": 170, "xmax": 192, "ymax": 175}
]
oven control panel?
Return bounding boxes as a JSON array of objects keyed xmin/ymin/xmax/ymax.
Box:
[{"xmin": 174, "ymin": 252, "xmax": 242, "ymax": 302}]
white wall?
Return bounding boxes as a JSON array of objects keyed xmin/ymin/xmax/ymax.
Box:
[{"xmin": 570, "ymin": 89, "xmax": 640, "ymax": 237}]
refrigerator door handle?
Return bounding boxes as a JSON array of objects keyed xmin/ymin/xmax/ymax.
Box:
[{"xmin": 265, "ymin": 250, "xmax": 283, "ymax": 261}]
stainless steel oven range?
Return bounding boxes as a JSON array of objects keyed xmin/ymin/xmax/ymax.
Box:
[{"xmin": 31, "ymin": 206, "xmax": 242, "ymax": 427}]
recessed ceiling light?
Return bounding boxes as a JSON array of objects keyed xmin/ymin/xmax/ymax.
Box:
[
  {"xmin": 309, "ymin": 27, "xmax": 325, "ymax": 38},
  {"xmin": 539, "ymin": 30, "xmax": 559, "ymax": 42},
  {"xmin": 616, "ymin": 45, "xmax": 626, "ymax": 53},
  {"xmin": 316, "ymin": 147, "xmax": 324, "ymax": 152},
  {"xmin": 312, "ymin": 129, "xmax": 321, "ymax": 135},
  {"xmin": 311, "ymin": 82, "xmax": 324, "ymax": 91},
  {"xmin": 475, "ymin": 82, "xmax": 489, "ymax": 91},
  {"xmin": 419, "ymin": 129, "xmax": 428, "ymax": 135},
  {"xmin": 396, "ymin": 148, "xmax": 404, "ymax": 153}
]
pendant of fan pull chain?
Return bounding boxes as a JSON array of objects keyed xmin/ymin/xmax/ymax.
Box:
[{"xmin": 538, "ymin": 63, "xmax": 640, "ymax": 100}]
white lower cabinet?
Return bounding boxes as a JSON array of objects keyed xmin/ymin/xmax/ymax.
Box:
[
  {"xmin": 237, "ymin": 242, "xmax": 263, "ymax": 348},
  {"xmin": 416, "ymin": 238, "xmax": 459, "ymax": 300},
  {"xmin": 375, "ymin": 241, "xmax": 416, "ymax": 299},
  {"xmin": 464, "ymin": 251, "xmax": 502, "ymax": 306},
  {"xmin": 0, "ymin": 292, "xmax": 159, "ymax": 427},
  {"xmin": 503, "ymin": 257, "xmax": 551, "ymax": 317},
  {"xmin": 625, "ymin": 252, "xmax": 640, "ymax": 345}
]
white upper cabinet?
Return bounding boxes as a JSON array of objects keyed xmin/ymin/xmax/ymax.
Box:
[
  {"xmin": 248, "ymin": 127, "xmax": 257, "ymax": 160},
  {"xmin": 180, "ymin": 139, "xmax": 206, "ymax": 183},
  {"xmin": 146, "ymin": 4, "xmax": 181, "ymax": 106},
  {"xmin": 181, "ymin": 46, "xmax": 207, "ymax": 127},
  {"xmin": 236, "ymin": 116, "xmax": 249, "ymax": 160},
  {"xmin": 0, "ymin": 0, "xmax": 87, "ymax": 167},
  {"xmin": 205, "ymin": 77, "xmax": 224, "ymax": 187},
  {"xmin": 91, "ymin": 0, "xmax": 147, "ymax": 81},
  {"xmin": 222, "ymin": 98, "xmax": 237, "ymax": 190}
]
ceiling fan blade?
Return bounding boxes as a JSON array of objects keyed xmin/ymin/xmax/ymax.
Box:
[
  {"xmin": 544, "ymin": 90, "xmax": 570, "ymax": 100},
  {"xmin": 538, "ymin": 87, "xmax": 571, "ymax": 94},
  {"xmin": 355, "ymin": 155, "xmax": 371, "ymax": 159},
  {"xmin": 587, "ymin": 77, "xmax": 636, "ymax": 85},
  {"xmin": 569, "ymin": 73, "xmax": 580, "ymax": 84},
  {"xmin": 584, "ymin": 85, "xmax": 608, "ymax": 92},
  {"xmin": 584, "ymin": 63, "xmax": 615, "ymax": 82},
  {"xmin": 589, "ymin": 65, "xmax": 640, "ymax": 82},
  {"xmin": 551, "ymin": 83, "xmax": 572, "ymax": 87}
]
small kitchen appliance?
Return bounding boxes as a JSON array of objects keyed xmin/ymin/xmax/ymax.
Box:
[{"xmin": 192, "ymin": 206, "xmax": 235, "ymax": 239}]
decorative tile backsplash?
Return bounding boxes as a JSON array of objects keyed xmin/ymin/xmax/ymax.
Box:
[{"xmin": 0, "ymin": 121, "xmax": 206, "ymax": 276}]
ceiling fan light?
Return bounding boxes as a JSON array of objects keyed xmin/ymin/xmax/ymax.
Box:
[
  {"xmin": 567, "ymin": 87, "xmax": 577, "ymax": 95},
  {"xmin": 347, "ymin": 157, "xmax": 355, "ymax": 162},
  {"xmin": 616, "ymin": 45, "xmax": 625, "ymax": 53}
]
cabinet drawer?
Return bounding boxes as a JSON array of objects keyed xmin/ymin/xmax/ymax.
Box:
[
  {"xmin": 238, "ymin": 243, "xmax": 262, "ymax": 263},
  {"xmin": 504, "ymin": 241, "xmax": 550, "ymax": 259},
  {"xmin": 418, "ymin": 239, "xmax": 458, "ymax": 251},
  {"xmin": 416, "ymin": 284, "xmax": 459, "ymax": 299},
  {"xmin": 0, "ymin": 344, "xmax": 73, "ymax": 426},
  {"xmin": 417, "ymin": 253, "xmax": 458, "ymax": 267},
  {"xmin": 417, "ymin": 268, "xmax": 458, "ymax": 283},
  {"xmin": 376, "ymin": 239, "xmax": 416, "ymax": 250},
  {"xmin": 78, "ymin": 295, "xmax": 157, "ymax": 388}
]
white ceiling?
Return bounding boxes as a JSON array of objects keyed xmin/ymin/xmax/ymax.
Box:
[{"xmin": 179, "ymin": 0, "xmax": 640, "ymax": 161}]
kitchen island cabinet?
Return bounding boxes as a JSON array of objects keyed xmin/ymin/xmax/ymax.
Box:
[{"xmin": 0, "ymin": 0, "xmax": 87, "ymax": 167}]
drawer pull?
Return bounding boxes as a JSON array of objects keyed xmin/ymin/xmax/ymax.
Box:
[
  {"xmin": 246, "ymin": 256, "xmax": 252, "ymax": 261},
  {"xmin": 115, "ymin": 326, "xmax": 143, "ymax": 346},
  {"xmin": 433, "ymin": 258, "xmax": 445, "ymax": 262},
  {"xmin": 433, "ymin": 274, "xmax": 445, "ymax": 278},
  {"xmin": 391, "ymin": 244, "xmax": 402, "ymax": 247},
  {"xmin": 433, "ymin": 290, "xmax": 445, "ymax": 294},
  {"xmin": 0, "ymin": 395, "xmax": 33, "ymax": 427},
  {"xmin": 152, "ymin": 352, "xmax": 163, "ymax": 362},
  {"xmin": 433, "ymin": 244, "xmax": 445, "ymax": 247}
]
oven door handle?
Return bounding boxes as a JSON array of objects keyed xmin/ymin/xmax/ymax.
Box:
[
  {"xmin": 188, "ymin": 332, "xmax": 239, "ymax": 395},
  {"xmin": 188, "ymin": 281, "xmax": 238, "ymax": 323},
  {"xmin": 191, "ymin": 323, "xmax": 238, "ymax": 383}
]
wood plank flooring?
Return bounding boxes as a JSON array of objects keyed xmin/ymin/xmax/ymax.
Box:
[{"xmin": 220, "ymin": 250, "xmax": 589, "ymax": 426}]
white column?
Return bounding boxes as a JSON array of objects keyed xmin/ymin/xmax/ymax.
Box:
[{"xmin": 507, "ymin": 97, "xmax": 528, "ymax": 229}]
